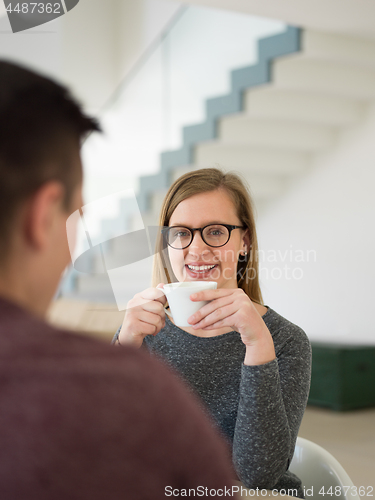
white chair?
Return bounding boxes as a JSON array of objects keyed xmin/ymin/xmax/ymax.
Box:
[{"xmin": 289, "ymin": 437, "xmax": 360, "ymax": 500}]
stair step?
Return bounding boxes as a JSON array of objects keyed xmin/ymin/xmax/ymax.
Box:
[
  {"xmin": 170, "ymin": 166, "xmax": 193, "ymax": 184},
  {"xmin": 244, "ymin": 88, "xmax": 364, "ymax": 126},
  {"xmin": 273, "ymin": 56, "xmax": 375, "ymax": 99},
  {"xmin": 76, "ymin": 274, "xmax": 114, "ymax": 295},
  {"xmin": 127, "ymin": 203, "xmax": 161, "ymax": 231},
  {"xmin": 239, "ymin": 173, "xmax": 288, "ymax": 201},
  {"xmin": 194, "ymin": 143, "xmax": 310, "ymax": 176},
  {"xmin": 218, "ymin": 117, "xmax": 336, "ymax": 152},
  {"xmin": 140, "ymin": 210, "xmax": 159, "ymax": 228},
  {"xmin": 302, "ymin": 30, "xmax": 375, "ymax": 69},
  {"xmin": 150, "ymin": 189, "xmax": 168, "ymax": 218},
  {"xmin": 76, "ymin": 265, "xmax": 151, "ymax": 301},
  {"xmin": 171, "ymin": 165, "xmax": 288, "ymax": 203}
]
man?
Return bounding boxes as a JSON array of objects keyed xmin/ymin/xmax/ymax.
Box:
[{"xmin": 0, "ymin": 60, "xmax": 235, "ymax": 499}]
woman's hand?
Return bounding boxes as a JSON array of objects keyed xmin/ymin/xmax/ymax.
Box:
[
  {"xmin": 118, "ymin": 284, "xmax": 167, "ymax": 348},
  {"xmin": 188, "ymin": 288, "xmax": 276, "ymax": 366}
]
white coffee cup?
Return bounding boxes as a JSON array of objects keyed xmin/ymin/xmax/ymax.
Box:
[{"xmin": 161, "ymin": 281, "xmax": 217, "ymax": 327}]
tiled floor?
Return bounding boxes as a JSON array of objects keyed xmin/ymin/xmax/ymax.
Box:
[{"xmin": 298, "ymin": 405, "xmax": 375, "ymax": 489}]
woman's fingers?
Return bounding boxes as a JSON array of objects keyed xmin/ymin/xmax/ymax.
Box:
[
  {"xmin": 191, "ymin": 302, "xmax": 238, "ymax": 329},
  {"xmin": 137, "ymin": 298, "xmax": 165, "ymax": 315},
  {"xmin": 139, "ymin": 286, "xmax": 166, "ymax": 305},
  {"xmin": 187, "ymin": 293, "xmax": 236, "ymax": 325},
  {"xmin": 131, "ymin": 310, "xmax": 165, "ymax": 335},
  {"xmin": 126, "ymin": 296, "xmax": 165, "ymax": 327},
  {"xmin": 119, "ymin": 287, "xmax": 167, "ymax": 347},
  {"xmin": 120, "ymin": 307, "xmax": 165, "ymax": 344},
  {"xmin": 189, "ymin": 288, "xmax": 233, "ymax": 302},
  {"xmin": 202, "ymin": 312, "xmax": 237, "ymax": 330},
  {"xmin": 127, "ymin": 287, "xmax": 166, "ymax": 309}
]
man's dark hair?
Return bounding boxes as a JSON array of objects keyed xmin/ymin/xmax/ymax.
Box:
[{"xmin": 0, "ymin": 59, "xmax": 100, "ymax": 259}]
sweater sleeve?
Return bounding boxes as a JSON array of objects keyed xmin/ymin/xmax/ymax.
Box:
[{"xmin": 232, "ymin": 326, "xmax": 311, "ymax": 490}]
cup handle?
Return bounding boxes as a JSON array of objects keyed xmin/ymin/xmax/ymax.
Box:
[
  {"xmin": 164, "ymin": 307, "xmax": 173, "ymax": 319},
  {"xmin": 156, "ymin": 285, "xmax": 173, "ymax": 320}
]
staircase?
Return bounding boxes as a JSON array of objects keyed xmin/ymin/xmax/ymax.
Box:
[
  {"xmin": 66, "ymin": 27, "xmax": 375, "ymax": 305},
  {"xmin": 138, "ymin": 29, "xmax": 374, "ymax": 224}
]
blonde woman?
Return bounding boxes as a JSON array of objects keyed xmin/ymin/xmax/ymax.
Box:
[{"xmin": 113, "ymin": 168, "xmax": 311, "ymax": 497}]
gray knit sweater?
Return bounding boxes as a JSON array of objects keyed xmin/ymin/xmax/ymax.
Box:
[{"xmin": 114, "ymin": 307, "xmax": 311, "ymax": 496}]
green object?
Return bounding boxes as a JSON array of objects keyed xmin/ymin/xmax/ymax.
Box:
[{"xmin": 308, "ymin": 343, "xmax": 375, "ymax": 411}]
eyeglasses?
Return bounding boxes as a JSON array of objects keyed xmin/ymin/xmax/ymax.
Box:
[{"xmin": 162, "ymin": 224, "xmax": 245, "ymax": 249}]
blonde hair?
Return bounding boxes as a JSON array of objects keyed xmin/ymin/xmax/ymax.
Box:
[{"xmin": 151, "ymin": 167, "xmax": 263, "ymax": 305}]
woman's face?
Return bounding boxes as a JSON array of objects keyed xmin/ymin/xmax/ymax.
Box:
[{"xmin": 167, "ymin": 189, "xmax": 249, "ymax": 289}]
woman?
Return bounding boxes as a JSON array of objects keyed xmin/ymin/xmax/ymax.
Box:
[{"xmin": 113, "ymin": 168, "xmax": 311, "ymax": 496}]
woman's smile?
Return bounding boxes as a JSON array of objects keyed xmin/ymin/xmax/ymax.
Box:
[{"xmin": 185, "ymin": 262, "xmax": 219, "ymax": 279}]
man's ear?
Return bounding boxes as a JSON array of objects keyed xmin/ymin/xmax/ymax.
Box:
[{"xmin": 23, "ymin": 181, "xmax": 66, "ymax": 251}]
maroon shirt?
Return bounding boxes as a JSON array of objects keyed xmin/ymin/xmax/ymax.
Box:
[{"xmin": 0, "ymin": 296, "xmax": 234, "ymax": 499}]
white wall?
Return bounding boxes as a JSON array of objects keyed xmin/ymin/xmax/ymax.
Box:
[
  {"xmin": 60, "ymin": 0, "xmax": 181, "ymax": 113},
  {"xmin": 0, "ymin": 0, "xmax": 181, "ymax": 112},
  {"xmin": 257, "ymin": 102, "xmax": 375, "ymax": 345},
  {"xmin": 177, "ymin": 0, "xmax": 375, "ymax": 40},
  {"xmin": 116, "ymin": 0, "xmax": 182, "ymax": 84},
  {"xmin": 58, "ymin": 0, "xmax": 119, "ymax": 113},
  {"xmin": 0, "ymin": 8, "xmax": 63, "ymax": 80}
]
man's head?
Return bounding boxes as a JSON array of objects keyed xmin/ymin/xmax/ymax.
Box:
[{"xmin": 0, "ymin": 60, "xmax": 100, "ymax": 315}]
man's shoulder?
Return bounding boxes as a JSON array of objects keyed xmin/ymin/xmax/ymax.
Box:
[
  {"xmin": 0, "ymin": 296, "xmax": 164, "ymax": 384},
  {"xmin": 0, "ymin": 298, "xmax": 193, "ymax": 434}
]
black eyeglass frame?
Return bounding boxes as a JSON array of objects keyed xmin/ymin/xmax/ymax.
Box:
[{"xmin": 161, "ymin": 224, "xmax": 245, "ymax": 249}]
